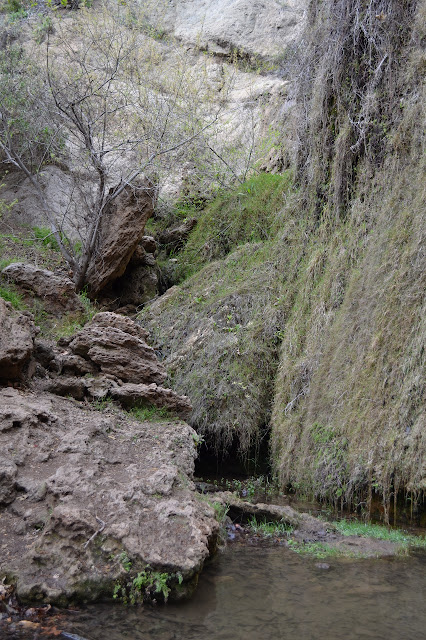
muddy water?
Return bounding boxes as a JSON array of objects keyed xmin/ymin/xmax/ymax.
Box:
[{"xmin": 62, "ymin": 546, "xmax": 426, "ymax": 640}]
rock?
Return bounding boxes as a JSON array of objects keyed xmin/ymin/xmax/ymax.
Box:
[
  {"xmin": 0, "ymin": 297, "xmax": 37, "ymax": 381},
  {"xmin": 0, "ymin": 457, "xmax": 17, "ymax": 505},
  {"xmin": 0, "ymin": 388, "xmax": 218, "ymax": 604},
  {"xmin": 33, "ymin": 339, "xmax": 57, "ymax": 370},
  {"xmin": 109, "ymin": 381, "xmax": 192, "ymax": 418},
  {"xmin": 0, "ymin": 166, "xmax": 85, "ymax": 243},
  {"xmin": 158, "ymin": 218, "xmax": 198, "ymax": 255},
  {"xmin": 129, "ymin": 236, "xmax": 157, "ymax": 266},
  {"xmin": 111, "ymin": 264, "xmax": 159, "ymax": 306},
  {"xmin": 2, "ymin": 263, "xmax": 84, "ymax": 315},
  {"xmin": 148, "ymin": 0, "xmax": 307, "ymax": 58},
  {"xmin": 87, "ymin": 312, "xmax": 149, "ymax": 341},
  {"xmin": 58, "ymin": 353, "xmax": 97, "ymax": 376},
  {"xmin": 68, "ymin": 312, "xmax": 166, "ymax": 385},
  {"xmin": 85, "ymin": 181, "xmax": 156, "ymax": 296},
  {"xmin": 43, "ymin": 376, "xmax": 87, "ymax": 401},
  {"xmin": 139, "ymin": 235, "xmax": 158, "ymax": 255}
]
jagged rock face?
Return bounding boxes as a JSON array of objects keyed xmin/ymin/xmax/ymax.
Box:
[
  {"xmin": 2, "ymin": 263, "xmax": 84, "ymax": 315},
  {"xmin": 0, "ymin": 297, "xmax": 37, "ymax": 381},
  {"xmin": 37, "ymin": 312, "xmax": 192, "ymax": 417},
  {"xmin": 151, "ymin": 0, "xmax": 307, "ymax": 57},
  {"xmin": 85, "ymin": 181, "xmax": 156, "ymax": 296},
  {"xmin": 68, "ymin": 312, "xmax": 166, "ymax": 385},
  {"xmin": 0, "ymin": 388, "xmax": 217, "ymax": 604}
]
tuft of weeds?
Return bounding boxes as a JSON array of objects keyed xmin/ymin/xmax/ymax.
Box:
[
  {"xmin": 248, "ymin": 516, "xmax": 293, "ymax": 538},
  {"xmin": 127, "ymin": 405, "xmax": 175, "ymax": 422},
  {"xmin": 334, "ymin": 520, "xmax": 426, "ymax": 548},
  {"xmin": 0, "ymin": 283, "xmax": 25, "ymax": 309}
]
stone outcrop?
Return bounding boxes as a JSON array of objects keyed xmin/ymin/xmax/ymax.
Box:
[
  {"xmin": 0, "ymin": 297, "xmax": 37, "ymax": 381},
  {"xmin": 2, "ymin": 263, "xmax": 84, "ymax": 315},
  {"xmin": 85, "ymin": 181, "xmax": 157, "ymax": 296},
  {"xmin": 149, "ymin": 0, "xmax": 307, "ymax": 58},
  {"xmin": 35, "ymin": 312, "xmax": 192, "ymax": 418},
  {"xmin": 158, "ymin": 218, "xmax": 198, "ymax": 255},
  {"xmin": 0, "ymin": 388, "xmax": 217, "ymax": 604},
  {"xmin": 68, "ymin": 312, "xmax": 166, "ymax": 385}
]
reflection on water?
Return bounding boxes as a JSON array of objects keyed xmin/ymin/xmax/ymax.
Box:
[{"xmin": 64, "ymin": 546, "xmax": 426, "ymax": 640}]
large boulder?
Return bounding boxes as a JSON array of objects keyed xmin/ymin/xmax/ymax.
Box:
[
  {"xmin": 2, "ymin": 263, "xmax": 84, "ymax": 315},
  {"xmin": 0, "ymin": 297, "xmax": 37, "ymax": 381},
  {"xmin": 67, "ymin": 312, "xmax": 167, "ymax": 385},
  {"xmin": 85, "ymin": 181, "xmax": 156, "ymax": 296},
  {"xmin": 0, "ymin": 388, "xmax": 218, "ymax": 604}
]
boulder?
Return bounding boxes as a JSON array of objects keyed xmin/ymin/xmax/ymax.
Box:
[
  {"xmin": 2, "ymin": 263, "xmax": 84, "ymax": 315},
  {"xmin": 0, "ymin": 388, "xmax": 218, "ymax": 604},
  {"xmin": 112, "ymin": 264, "xmax": 159, "ymax": 306},
  {"xmin": 68, "ymin": 312, "xmax": 166, "ymax": 385},
  {"xmin": 85, "ymin": 181, "xmax": 157, "ymax": 296},
  {"xmin": 0, "ymin": 297, "xmax": 37, "ymax": 381},
  {"xmin": 158, "ymin": 218, "xmax": 198, "ymax": 255},
  {"xmin": 109, "ymin": 381, "xmax": 192, "ymax": 418}
]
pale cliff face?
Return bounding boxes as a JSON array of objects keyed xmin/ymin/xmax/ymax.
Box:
[{"xmin": 148, "ymin": 0, "xmax": 307, "ymax": 57}]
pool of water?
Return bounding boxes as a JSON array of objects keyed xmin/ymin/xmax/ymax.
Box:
[{"xmin": 61, "ymin": 545, "xmax": 426, "ymax": 640}]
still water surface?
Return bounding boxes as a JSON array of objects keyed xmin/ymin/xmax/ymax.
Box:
[{"xmin": 63, "ymin": 545, "xmax": 426, "ymax": 640}]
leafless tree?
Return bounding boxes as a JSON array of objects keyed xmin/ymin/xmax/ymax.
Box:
[{"xmin": 0, "ymin": 2, "xmax": 239, "ymax": 291}]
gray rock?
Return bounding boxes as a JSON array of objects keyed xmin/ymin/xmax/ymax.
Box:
[
  {"xmin": 110, "ymin": 381, "xmax": 192, "ymax": 418},
  {"xmin": 69, "ymin": 320, "xmax": 166, "ymax": 384},
  {"xmin": 0, "ymin": 388, "xmax": 218, "ymax": 604},
  {"xmin": 2, "ymin": 263, "xmax": 84, "ymax": 315},
  {"xmin": 0, "ymin": 297, "xmax": 37, "ymax": 381},
  {"xmin": 85, "ymin": 181, "xmax": 156, "ymax": 296},
  {"xmin": 148, "ymin": 0, "xmax": 307, "ymax": 58}
]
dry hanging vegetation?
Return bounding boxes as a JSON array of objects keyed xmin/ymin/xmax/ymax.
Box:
[
  {"xmin": 271, "ymin": 0, "xmax": 426, "ymax": 518},
  {"xmin": 142, "ymin": 1, "xmax": 425, "ymax": 518}
]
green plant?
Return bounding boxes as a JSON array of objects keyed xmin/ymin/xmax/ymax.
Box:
[
  {"xmin": 191, "ymin": 432, "xmax": 204, "ymax": 447},
  {"xmin": 287, "ymin": 539, "xmax": 360, "ymax": 559},
  {"xmin": 128, "ymin": 405, "xmax": 174, "ymax": 422},
  {"xmin": 334, "ymin": 520, "xmax": 426, "ymax": 549},
  {"xmin": 248, "ymin": 516, "xmax": 293, "ymax": 537},
  {"xmin": 113, "ymin": 566, "xmax": 180, "ymax": 605},
  {"xmin": 33, "ymin": 15, "xmax": 54, "ymax": 44},
  {"xmin": 0, "ymin": 284, "xmax": 25, "ymax": 309}
]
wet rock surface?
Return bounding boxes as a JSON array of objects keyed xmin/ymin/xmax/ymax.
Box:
[{"xmin": 0, "ymin": 388, "xmax": 217, "ymax": 604}]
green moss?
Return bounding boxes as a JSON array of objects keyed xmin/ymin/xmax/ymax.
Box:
[
  {"xmin": 176, "ymin": 172, "xmax": 293, "ymax": 280},
  {"xmin": 287, "ymin": 540, "xmax": 361, "ymax": 559}
]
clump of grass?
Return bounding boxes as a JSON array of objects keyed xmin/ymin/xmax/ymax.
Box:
[
  {"xmin": 248, "ymin": 516, "xmax": 293, "ymax": 537},
  {"xmin": 0, "ymin": 283, "xmax": 25, "ymax": 309},
  {"xmin": 287, "ymin": 540, "xmax": 361, "ymax": 559},
  {"xmin": 334, "ymin": 520, "xmax": 426, "ymax": 548},
  {"xmin": 128, "ymin": 405, "xmax": 174, "ymax": 422}
]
